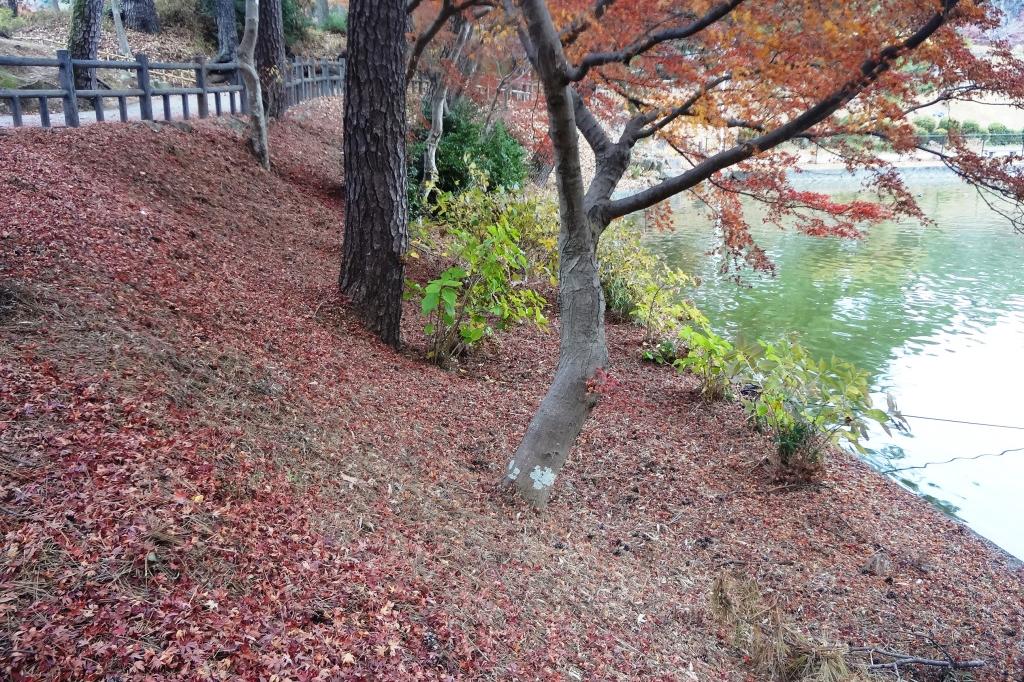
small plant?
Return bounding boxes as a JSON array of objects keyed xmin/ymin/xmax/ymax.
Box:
[
  {"xmin": 409, "ymin": 173, "xmax": 549, "ymax": 366},
  {"xmin": 598, "ymin": 221, "xmax": 706, "ymax": 339},
  {"xmin": 641, "ymin": 339, "xmax": 682, "ymax": 365},
  {"xmin": 322, "ymin": 10, "xmax": 346, "ymax": 34},
  {"xmin": 673, "ymin": 326, "xmax": 746, "ymax": 401},
  {"xmin": 741, "ymin": 337, "xmax": 905, "ymax": 480},
  {"xmin": 0, "ymin": 8, "xmax": 25, "ymax": 35}
]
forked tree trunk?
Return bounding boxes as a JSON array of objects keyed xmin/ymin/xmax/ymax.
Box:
[
  {"xmin": 339, "ymin": 0, "xmax": 408, "ymax": 347},
  {"xmin": 67, "ymin": 0, "xmax": 104, "ymax": 88},
  {"xmin": 238, "ymin": 0, "xmax": 269, "ymax": 169},
  {"xmin": 215, "ymin": 0, "xmax": 238, "ymax": 62},
  {"xmin": 498, "ymin": 0, "xmax": 608, "ymax": 507},
  {"xmin": 122, "ymin": 0, "xmax": 159, "ymax": 33},
  {"xmin": 255, "ymin": 0, "xmax": 287, "ymax": 117},
  {"xmin": 420, "ymin": 18, "xmax": 472, "ymax": 199}
]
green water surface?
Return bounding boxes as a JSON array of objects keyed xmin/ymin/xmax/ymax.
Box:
[{"xmin": 644, "ymin": 167, "xmax": 1024, "ymax": 559}]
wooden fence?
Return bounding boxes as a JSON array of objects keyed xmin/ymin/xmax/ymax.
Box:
[{"xmin": 0, "ymin": 50, "xmax": 346, "ymax": 128}]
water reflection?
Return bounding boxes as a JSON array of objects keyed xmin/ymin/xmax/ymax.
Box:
[{"xmin": 646, "ymin": 168, "xmax": 1024, "ymax": 559}]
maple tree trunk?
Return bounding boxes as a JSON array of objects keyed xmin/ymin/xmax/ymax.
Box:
[
  {"xmin": 339, "ymin": 0, "xmax": 407, "ymax": 348},
  {"xmin": 255, "ymin": 0, "xmax": 287, "ymax": 118},
  {"xmin": 67, "ymin": 0, "xmax": 103, "ymax": 88},
  {"xmin": 499, "ymin": 0, "xmax": 607, "ymax": 508},
  {"xmin": 238, "ymin": 0, "xmax": 268, "ymax": 169},
  {"xmin": 122, "ymin": 0, "xmax": 159, "ymax": 33},
  {"xmin": 214, "ymin": 0, "xmax": 238, "ymax": 62}
]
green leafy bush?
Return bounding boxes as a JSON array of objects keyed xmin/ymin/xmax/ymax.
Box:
[
  {"xmin": 322, "ymin": 10, "xmax": 346, "ymax": 34},
  {"xmin": 741, "ymin": 337, "xmax": 905, "ymax": 480},
  {"xmin": 597, "ymin": 222, "xmax": 706, "ymax": 340},
  {"xmin": 911, "ymin": 115, "xmax": 936, "ymax": 133},
  {"xmin": 673, "ymin": 326, "xmax": 747, "ymax": 401},
  {"xmin": 0, "ymin": 8, "xmax": 25, "ymax": 34},
  {"xmin": 409, "ymin": 175, "xmax": 549, "ymax": 366},
  {"xmin": 410, "ymin": 99, "xmax": 528, "ymax": 200}
]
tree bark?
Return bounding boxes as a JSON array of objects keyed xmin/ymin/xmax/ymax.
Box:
[
  {"xmin": 6, "ymin": 0, "xmax": 17, "ymax": 18},
  {"xmin": 255, "ymin": 0, "xmax": 287, "ymax": 118},
  {"xmin": 110, "ymin": 0, "xmax": 132, "ymax": 56},
  {"xmin": 215, "ymin": 0, "xmax": 238, "ymax": 62},
  {"xmin": 499, "ymin": 0, "xmax": 608, "ymax": 508},
  {"xmin": 238, "ymin": 0, "xmax": 269, "ymax": 169},
  {"xmin": 420, "ymin": 18, "xmax": 472, "ymax": 199},
  {"xmin": 315, "ymin": 0, "xmax": 328, "ymax": 26},
  {"xmin": 67, "ymin": 0, "xmax": 104, "ymax": 88},
  {"xmin": 121, "ymin": 0, "xmax": 160, "ymax": 33},
  {"xmin": 339, "ymin": 0, "xmax": 408, "ymax": 347},
  {"xmin": 50, "ymin": 0, "xmax": 60, "ymax": 11}
]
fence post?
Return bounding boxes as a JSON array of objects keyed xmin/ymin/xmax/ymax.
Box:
[
  {"xmin": 56, "ymin": 50, "xmax": 80, "ymax": 128},
  {"xmin": 195, "ymin": 55, "xmax": 209, "ymax": 119},
  {"xmin": 136, "ymin": 53, "xmax": 154, "ymax": 121}
]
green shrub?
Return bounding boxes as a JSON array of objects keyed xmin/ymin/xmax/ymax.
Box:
[
  {"xmin": 410, "ymin": 99, "xmax": 528, "ymax": 200},
  {"xmin": 409, "ymin": 174, "xmax": 549, "ymax": 366},
  {"xmin": 987, "ymin": 122, "xmax": 1010, "ymax": 134},
  {"xmin": 322, "ymin": 10, "xmax": 346, "ymax": 34},
  {"xmin": 673, "ymin": 326, "xmax": 747, "ymax": 401},
  {"xmin": 741, "ymin": 337, "xmax": 905, "ymax": 480},
  {"xmin": 0, "ymin": 8, "xmax": 25, "ymax": 34},
  {"xmin": 911, "ymin": 115, "xmax": 936, "ymax": 133},
  {"xmin": 597, "ymin": 221, "xmax": 706, "ymax": 340},
  {"xmin": 960, "ymin": 119, "xmax": 985, "ymax": 139}
]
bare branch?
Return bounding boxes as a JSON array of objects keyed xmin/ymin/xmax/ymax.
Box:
[{"xmin": 567, "ymin": 0, "xmax": 745, "ymax": 82}]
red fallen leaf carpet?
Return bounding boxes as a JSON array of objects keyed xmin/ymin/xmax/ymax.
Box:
[{"xmin": 1, "ymin": 100, "xmax": 1022, "ymax": 680}]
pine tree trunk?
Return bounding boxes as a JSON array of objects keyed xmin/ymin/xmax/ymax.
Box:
[
  {"xmin": 339, "ymin": 0, "xmax": 407, "ymax": 348},
  {"xmin": 214, "ymin": 0, "xmax": 238, "ymax": 62},
  {"xmin": 67, "ymin": 0, "xmax": 104, "ymax": 88},
  {"xmin": 121, "ymin": 0, "xmax": 159, "ymax": 33},
  {"xmin": 255, "ymin": 0, "xmax": 287, "ymax": 118}
]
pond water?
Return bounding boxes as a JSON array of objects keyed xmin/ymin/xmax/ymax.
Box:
[{"xmin": 644, "ymin": 167, "xmax": 1024, "ymax": 560}]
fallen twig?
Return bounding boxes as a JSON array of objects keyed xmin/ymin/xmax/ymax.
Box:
[{"xmin": 850, "ymin": 646, "xmax": 985, "ymax": 671}]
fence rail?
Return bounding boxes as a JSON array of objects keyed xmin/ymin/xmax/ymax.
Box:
[{"xmin": 0, "ymin": 50, "xmax": 345, "ymax": 129}]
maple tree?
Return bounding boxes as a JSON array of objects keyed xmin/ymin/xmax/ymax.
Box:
[{"xmin": 499, "ymin": 0, "xmax": 1024, "ymax": 506}]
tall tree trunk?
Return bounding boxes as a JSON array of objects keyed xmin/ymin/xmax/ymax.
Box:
[
  {"xmin": 110, "ymin": 0, "xmax": 131, "ymax": 56},
  {"xmin": 6, "ymin": 0, "xmax": 17, "ymax": 18},
  {"xmin": 67, "ymin": 0, "xmax": 104, "ymax": 88},
  {"xmin": 340, "ymin": 0, "xmax": 408, "ymax": 347},
  {"xmin": 315, "ymin": 0, "xmax": 328, "ymax": 26},
  {"xmin": 215, "ymin": 0, "xmax": 238, "ymax": 62},
  {"xmin": 499, "ymin": 0, "xmax": 609, "ymax": 507},
  {"xmin": 238, "ymin": 0, "xmax": 269, "ymax": 169},
  {"xmin": 255, "ymin": 0, "xmax": 287, "ymax": 117},
  {"xmin": 122, "ymin": 0, "xmax": 159, "ymax": 33},
  {"xmin": 51, "ymin": 0, "xmax": 60, "ymax": 11}
]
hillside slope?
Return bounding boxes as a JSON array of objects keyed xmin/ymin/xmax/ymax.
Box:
[{"xmin": 1, "ymin": 102, "xmax": 1022, "ymax": 680}]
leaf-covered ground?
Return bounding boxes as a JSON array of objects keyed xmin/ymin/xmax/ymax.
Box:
[{"xmin": 1, "ymin": 101, "xmax": 1022, "ymax": 680}]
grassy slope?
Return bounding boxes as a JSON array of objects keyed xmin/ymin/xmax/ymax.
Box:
[{"xmin": 1, "ymin": 101, "xmax": 1022, "ymax": 680}]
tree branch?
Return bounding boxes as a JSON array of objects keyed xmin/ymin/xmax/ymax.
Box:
[
  {"xmin": 603, "ymin": 0, "xmax": 960, "ymax": 220},
  {"xmin": 567, "ymin": 0, "xmax": 745, "ymax": 82}
]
